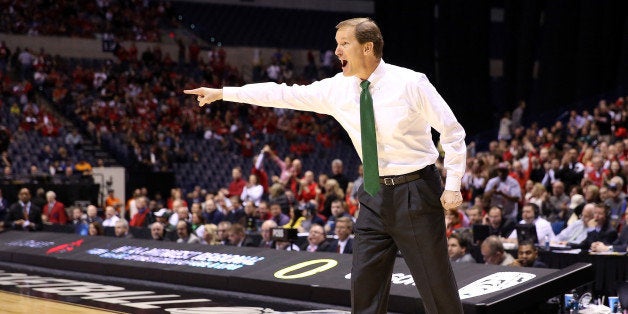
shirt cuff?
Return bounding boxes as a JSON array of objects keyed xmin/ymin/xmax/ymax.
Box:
[
  {"xmin": 444, "ymin": 175, "xmax": 461, "ymax": 191},
  {"xmin": 222, "ymin": 87, "xmax": 239, "ymax": 102}
]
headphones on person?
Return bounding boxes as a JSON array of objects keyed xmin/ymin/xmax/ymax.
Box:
[{"xmin": 527, "ymin": 203, "xmax": 540, "ymax": 218}]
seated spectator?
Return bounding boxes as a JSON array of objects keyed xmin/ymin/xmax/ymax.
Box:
[
  {"xmin": 298, "ymin": 201, "xmax": 325, "ymax": 233},
  {"xmin": 202, "ymin": 224, "xmax": 220, "ymax": 245},
  {"xmin": 330, "ymin": 216, "xmax": 354, "ymax": 254},
  {"xmin": 448, "ymin": 233, "xmax": 476, "ymax": 263},
  {"xmin": 301, "ymin": 224, "xmax": 334, "ymax": 252},
  {"xmin": 269, "ymin": 201, "xmax": 290, "ymax": 226},
  {"xmin": 481, "ymin": 235, "xmax": 515, "ymax": 266},
  {"xmin": 510, "ymin": 240, "xmax": 547, "ymax": 268},
  {"xmin": 217, "ymin": 221, "xmax": 232, "ymax": 245},
  {"xmin": 102, "ymin": 206, "xmax": 120, "ymax": 228},
  {"xmin": 227, "ymin": 223, "xmax": 258, "ymax": 247},
  {"xmin": 465, "ymin": 205, "xmax": 483, "ymax": 226},
  {"xmin": 201, "ymin": 199, "xmax": 224, "ymax": 225},
  {"xmin": 553, "ymin": 203, "xmax": 595, "ymax": 246},
  {"xmin": 88, "ymin": 221, "xmax": 104, "ymax": 236},
  {"xmin": 258, "ymin": 219, "xmax": 278, "ymax": 249},
  {"xmin": 225, "ymin": 195, "xmax": 246, "ymax": 224},
  {"xmin": 191, "ymin": 211, "xmax": 206, "ymax": 239},
  {"xmin": 150, "ymin": 222, "xmax": 167, "ymax": 241},
  {"xmin": 85, "ymin": 205, "xmax": 103, "ymax": 224},
  {"xmin": 114, "ymin": 219, "xmax": 133, "ymax": 239},
  {"xmin": 590, "ymin": 211, "xmax": 628, "ymax": 253},
  {"xmin": 42, "ymin": 190, "xmax": 67, "ymax": 225},
  {"xmin": 577, "ymin": 203, "xmax": 618, "ymax": 249},
  {"xmin": 324, "ymin": 199, "xmax": 352, "ymax": 234},
  {"xmin": 70, "ymin": 206, "xmax": 86, "ymax": 226},
  {"xmin": 278, "ymin": 201, "xmax": 298, "ymax": 228},
  {"xmin": 507, "ymin": 203, "xmax": 555, "ymax": 245},
  {"xmin": 483, "ymin": 205, "xmax": 516, "ymax": 239},
  {"xmin": 445, "ymin": 208, "xmax": 464, "ymax": 237},
  {"xmin": 240, "ymin": 201, "xmax": 259, "ymax": 232},
  {"xmin": 176, "ymin": 221, "xmax": 201, "ymax": 244},
  {"xmin": 129, "ymin": 197, "xmax": 154, "ymax": 228}
]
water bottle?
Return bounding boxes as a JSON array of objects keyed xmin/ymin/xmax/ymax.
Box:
[{"xmin": 544, "ymin": 234, "xmax": 549, "ymax": 251}]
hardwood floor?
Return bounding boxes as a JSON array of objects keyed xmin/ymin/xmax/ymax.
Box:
[{"xmin": 0, "ymin": 291, "xmax": 124, "ymax": 314}]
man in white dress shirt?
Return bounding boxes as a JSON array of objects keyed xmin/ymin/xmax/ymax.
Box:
[{"xmin": 184, "ymin": 17, "xmax": 466, "ymax": 313}]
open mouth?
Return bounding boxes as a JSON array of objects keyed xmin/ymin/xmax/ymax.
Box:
[{"xmin": 341, "ymin": 60, "xmax": 348, "ymax": 67}]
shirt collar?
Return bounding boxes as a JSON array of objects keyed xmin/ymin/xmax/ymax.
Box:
[{"xmin": 354, "ymin": 59, "xmax": 386, "ymax": 87}]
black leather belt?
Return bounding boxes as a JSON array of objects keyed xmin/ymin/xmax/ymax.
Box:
[{"xmin": 379, "ymin": 170, "xmax": 422, "ymax": 186}]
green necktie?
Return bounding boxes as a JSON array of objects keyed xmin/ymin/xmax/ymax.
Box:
[{"xmin": 360, "ymin": 80, "xmax": 380, "ymax": 196}]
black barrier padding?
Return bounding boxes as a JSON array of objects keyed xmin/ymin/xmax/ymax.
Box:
[{"xmin": 0, "ymin": 231, "xmax": 594, "ymax": 313}]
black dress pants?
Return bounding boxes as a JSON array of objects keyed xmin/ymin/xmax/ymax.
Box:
[{"xmin": 351, "ymin": 165, "xmax": 463, "ymax": 313}]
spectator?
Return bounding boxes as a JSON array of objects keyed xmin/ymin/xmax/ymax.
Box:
[
  {"xmin": 577, "ymin": 203, "xmax": 618, "ymax": 249},
  {"xmin": 465, "ymin": 205, "xmax": 483, "ymax": 226},
  {"xmin": 227, "ymin": 223, "xmax": 258, "ymax": 247},
  {"xmin": 105, "ymin": 189, "xmax": 123, "ymax": 215},
  {"xmin": 129, "ymin": 197, "xmax": 154, "ymax": 228},
  {"xmin": 297, "ymin": 170, "xmax": 318, "ymax": 203},
  {"xmin": 510, "ymin": 241, "xmax": 547, "ymax": 268},
  {"xmin": 85, "ymin": 204, "xmax": 103, "ymax": 225},
  {"xmin": 0, "ymin": 189, "xmax": 8, "ymax": 223},
  {"xmin": 227, "ymin": 167, "xmax": 246, "ymax": 197},
  {"xmin": 217, "ymin": 221, "xmax": 232, "ymax": 245},
  {"xmin": 445, "ymin": 208, "xmax": 464, "ymax": 237},
  {"xmin": 269, "ymin": 201, "xmax": 290, "ymax": 226},
  {"xmin": 114, "ymin": 219, "xmax": 133, "ymax": 239},
  {"xmin": 88, "ymin": 221, "xmax": 104, "ymax": 236},
  {"xmin": 483, "ymin": 205, "xmax": 516, "ymax": 239},
  {"xmin": 448, "ymin": 233, "xmax": 475, "ymax": 263},
  {"xmin": 508, "ymin": 203, "xmax": 555, "ymax": 245},
  {"xmin": 484, "ymin": 162, "xmax": 522, "ymax": 220},
  {"xmin": 4, "ymin": 188, "xmax": 42, "ymax": 231},
  {"xmin": 330, "ymin": 216, "xmax": 354, "ymax": 254},
  {"xmin": 590, "ymin": 211, "xmax": 628, "ymax": 253},
  {"xmin": 544, "ymin": 181, "xmax": 571, "ymax": 225},
  {"xmin": 258, "ymin": 219, "xmax": 278, "ymax": 249},
  {"xmin": 102, "ymin": 206, "xmax": 120, "ymax": 228},
  {"xmin": 329, "ymin": 159, "xmax": 349, "ymax": 193},
  {"xmin": 70, "ymin": 206, "xmax": 86, "ymax": 226},
  {"xmin": 319, "ymin": 178, "xmax": 344, "ymax": 220},
  {"xmin": 554, "ymin": 203, "xmax": 595, "ymax": 246},
  {"xmin": 202, "ymin": 198, "xmax": 224, "ymax": 225},
  {"xmin": 324, "ymin": 199, "xmax": 352, "ymax": 234},
  {"xmin": 301, "ymin": 224, "xmax": 334, "ymax": 252},
  {"xmin": 176, "ymin": 221, "xmax": 201, "ymax": 244},
  {"xmin": 150, "ymin": 222, "xmax": 167, "ymax": 241},
  {"xmin": 240, "ymin": 174, "xmax": 263, "ymax": 206},
  {"xmin": 42, "ymin": 190, "xmax": 67, "ymax": 225},
  {"xmin": 481, "ymin": 235, "xmax": 515, "ymax": 266}
]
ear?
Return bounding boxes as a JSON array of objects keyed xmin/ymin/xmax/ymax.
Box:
[{"xmin": 363, "ymin": 42, "xmax": 374, "ymax": 56}]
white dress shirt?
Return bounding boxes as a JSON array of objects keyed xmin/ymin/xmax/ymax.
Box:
[
  {"xmin": 223, "ymin": 60, "xmax": 466, "ymax": 191},
  {"xmin": 509, "ymin": 217, "xmax": 556, "ymax": 244}
]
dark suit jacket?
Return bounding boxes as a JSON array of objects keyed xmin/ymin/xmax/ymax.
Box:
[
  {"xmin": 301, "ymin": 239, "xmax": 335, "ymax": 252},
  {"xmin": 334, "ymin": 238, "xmax": 354, "ymax": 254},
  {"xmin": 579, "ymin": 224, "xmax": 619, "ymax": 249},
  {"xmin": 612, "ymin": 227, "xmax": 628, "ymax": 252},
  {"xmin": 4, "ymin": 202, "xmax": 43, "ymax": 231}
]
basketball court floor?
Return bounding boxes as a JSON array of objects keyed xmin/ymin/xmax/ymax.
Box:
[{"xmin": 0, "ymin": 261, "xmax": 351, "ymax": 314}]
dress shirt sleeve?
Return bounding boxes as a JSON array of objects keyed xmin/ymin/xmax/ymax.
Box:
[
  {"xmin": 414, "ymin": 75, "xmax": 466, "ymax": 191},
  {"xmin": 223, "ymin": 80, "xmax": 336, "ymax": 115}
]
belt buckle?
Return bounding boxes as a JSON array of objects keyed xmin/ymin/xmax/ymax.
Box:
[{"xmin": 383, "ymin": 177, "xmax": 395, "ymax": 186}]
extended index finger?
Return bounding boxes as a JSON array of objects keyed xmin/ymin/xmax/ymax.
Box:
[{"xmin": 183, "ymin": 88, "xmax": 203, "ymax": 95}]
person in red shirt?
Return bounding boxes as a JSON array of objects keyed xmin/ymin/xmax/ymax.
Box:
[
  {"xmin": 298, "ymin": 170, "xmax": 318, "ymax": 203},
  {"xmin": 43, "ymin": 191, "xmax": 68, "ymax": 225},
  {"xmin": 228, "ymin": 167, "xmax": 247, "ymax": 198}
]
